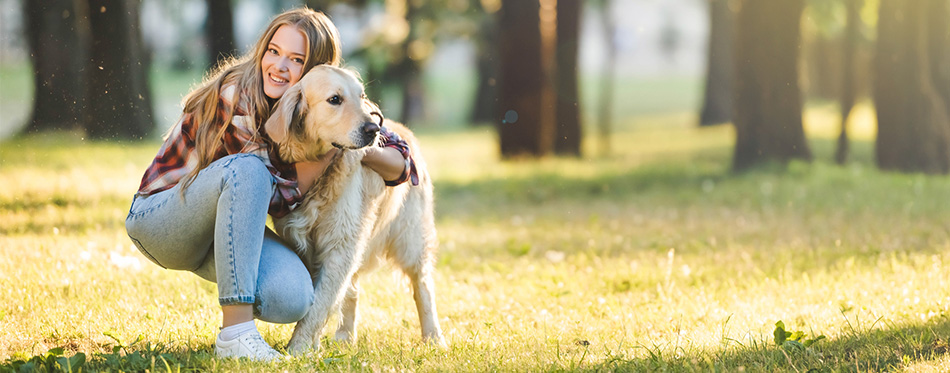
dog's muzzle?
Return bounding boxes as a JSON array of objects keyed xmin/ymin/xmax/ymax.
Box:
[
  {"xmin": 360, "ymin": 122, "xmax": 381, "ymax": 145},
  {"xmin": 333, "ymin": 121, "xmax": 380, "ymax": 150},
  {"xmin": 359, "ymin": 111, "xmax": 384, "ymax": 147}
]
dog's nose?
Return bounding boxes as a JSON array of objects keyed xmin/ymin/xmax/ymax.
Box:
[{"xmin": 361, "ymin": 122, "xmax": 380, "ymax": 136}]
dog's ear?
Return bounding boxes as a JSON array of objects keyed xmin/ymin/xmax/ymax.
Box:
[{"xmin": 264, "ymin": 83, "xmax": 307, "ymax": 144}]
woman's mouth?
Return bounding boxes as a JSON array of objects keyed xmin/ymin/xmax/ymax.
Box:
[{"xmin": 269, "ymin": 73, "xmax": 289, "ymax": 84}]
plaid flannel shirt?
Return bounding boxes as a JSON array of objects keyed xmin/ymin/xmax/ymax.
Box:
[{"xmin": 136, "ymin": 96, "xmax": 417, "ymax": 218}]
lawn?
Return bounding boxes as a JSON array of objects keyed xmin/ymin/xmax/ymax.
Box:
[{"xmin": 1, "ymin": 100, "xmax": 949, "ymax": 372}]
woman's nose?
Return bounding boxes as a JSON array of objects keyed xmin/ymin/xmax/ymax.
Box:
[{"xmin": 276, "ymin": 58, "xmax": 290, "ymax": 71}]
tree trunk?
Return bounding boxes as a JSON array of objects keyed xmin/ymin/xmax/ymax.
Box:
[
  {"xmin": 874, "ymin": 0, "xmax": 950, "ymax": 173},
  {"xmin": 732, "ymin": 0, "xmax": 811, "ymax": 171},
  {"xmin": 83, "ymin": 0, "xmax": 154, "ymax": 140},
  {"xmin": 23, "ymin": 0, "xmax": 87, "ymax": 132},
  {"xmin": 806, "ymin": 35, "xmax": 841, "ymax": 101},
  {"xmin": 927, "ymin": 0, "xmax": 950, "ymax": 113},
  {"xmin": 554, "ymin": 0, "xmax": 582, "ymax": 156},
  {"xmin": 835, "ymin": 0, "xmax": 861, "ymax": 165},
  {"xmin": 206, "ymin": 0, "xmax": 236, "ymax": 70},
  {"xmin": 497, "ymin": 0, "xmax": 554, "ymax": 157},
  {"xmin": 596, "ymin": 0, "xmax": 616, "ymax": 157},
  {"xmin": 699, "ymin": 0, "xmax": 735, "ymax": 126},
  {"xmin": 305, "ymin": 0, "xmax": 332, "ymax": 12},
  {"xmin": 400, "ymin": 66, "xmax": 426, "ymax": 125},
  {"xmin": 397, "ymin": 1, "xmax": 426, "ymax": 125},
  {"xmin": 470, "ymin": 14, "xmax": 498, "ymax": 126}
]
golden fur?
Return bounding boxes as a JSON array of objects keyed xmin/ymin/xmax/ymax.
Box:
[{"xmin": 265, "ymin": 65, "xmax": 445, "ymax": 353}]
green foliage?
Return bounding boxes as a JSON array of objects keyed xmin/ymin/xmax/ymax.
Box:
[
  {"xmin": 1, "ymin": 335, "xmax": 204, "ymax": 372},
  {"xmin": 806, "ymin": 0, "xmax": 848, "ymax": 37},
  {"xmin": 1, "ymin": 348, "xmax": 84, "ymax": 373},
  {"xmin": 773, "ymin": 320, "xmax": 826, "ymax": 350},
  {"xmin": 804, "ymin": 0, "xmax": 878, "ymax": 40}
]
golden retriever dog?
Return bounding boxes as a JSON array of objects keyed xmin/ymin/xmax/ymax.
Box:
[{"xmin": 264, "ymin": 65, "xmax": 445, "ymax": 354}]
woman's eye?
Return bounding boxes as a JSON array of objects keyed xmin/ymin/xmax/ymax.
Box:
[
  {"xmin": 292, "ymin": 57, "xmax": 304, "ymax": 64},
  {"xmin": 328, "ymin": 95, "xmax": 342, "ymax": 105},
  {"xmin": 267, "ymin": 48, "xmax": 278, "ymax": 55}
]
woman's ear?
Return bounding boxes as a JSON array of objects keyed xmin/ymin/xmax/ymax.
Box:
[{"xmin": 264, "ymin": 83, "xmax": 307, "ymax": 144}]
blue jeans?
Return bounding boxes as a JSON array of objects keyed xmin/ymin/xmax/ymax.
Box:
[{"xmin": 125, "ymin": 154, "xmax": 313, "ymax": 323}]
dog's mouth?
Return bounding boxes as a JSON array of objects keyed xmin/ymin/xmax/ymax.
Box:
[
  {"xmin": 332, "ymin": 137, "xmax": 377, "ymax": 151},
  {"xmin": 332, "ymin": 142, "xmax": 365, "ymax": 150}
]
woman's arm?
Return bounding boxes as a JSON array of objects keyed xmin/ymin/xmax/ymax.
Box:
[
  {"xmin": 295, "ymin": 149, "xmax": 340, "ymax": 195},
  {"xmin": 361, "ymin": 146, "xmax": 407, "ymax": 182},
  {"xmin": 294, "ymin": 147, "xmax": 405, "ymax": 195}
]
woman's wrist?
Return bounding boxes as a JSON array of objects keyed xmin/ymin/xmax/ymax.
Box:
[{"xmin": 362, "ymin": 147, "xmax": 406, "ymax": 182}]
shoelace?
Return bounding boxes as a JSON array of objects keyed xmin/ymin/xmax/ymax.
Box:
[{"xmin": 245, "ymin": 333, "xmax": 278, "ymax": 357}]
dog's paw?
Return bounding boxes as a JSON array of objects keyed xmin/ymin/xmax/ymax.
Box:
[
  {"xmin": 425, "ymin": 335, "xmax": 448, "ymax": 349},
  {"xmin": 333, "ymin": 330, "xmax": 356, "ymax": 344},
  {"xmin": 286, "ymin": 337, "xmax": 319, "ymax": 356}
]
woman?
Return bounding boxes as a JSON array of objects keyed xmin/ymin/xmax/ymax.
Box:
[{"xmin": 125, "ymin": 8, "xmax": 416, "ymax": 361}]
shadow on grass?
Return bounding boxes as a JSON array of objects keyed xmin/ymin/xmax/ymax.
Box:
[
  {"xmin": 0, "ymin": 342, "xmax": 218, "ymax": 373},
  {"xmin": 435, "ymin": 160, "xmax": 726, "ymax": 208},
  {"xmin": 589, "ymin": 317, "xmax": 950, "ymax": 372},
  {"xmin": 433, "ymin": 138, "xmax": 921, "ymax": 218},
  {"xmin": 5, "ymin": 318, "xmax": 947, "ymax": 372}
]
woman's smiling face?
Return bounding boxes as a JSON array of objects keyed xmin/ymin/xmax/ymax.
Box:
[{"xmin": 261, "ymin": 25, "xmax": 307, "ymax": 99}]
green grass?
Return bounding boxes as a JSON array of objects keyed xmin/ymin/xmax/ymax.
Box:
[{"xmin": 2, "ymin": 103, "xmax": 950, "ymax": 371}]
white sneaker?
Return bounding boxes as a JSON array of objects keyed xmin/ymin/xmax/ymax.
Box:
[{"xmin": 214, "ymin": 331, "xmax": 283, "ymax": 361}]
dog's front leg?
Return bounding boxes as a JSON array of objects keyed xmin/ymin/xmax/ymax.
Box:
[
  {"xmin": 333, "ymin": 274, "xmax": 360, "ymax": 343},
  {"xmin": 410, "ymin": 268, "xmax": 447, "ymax": 348},
  {"xmin": 287, "ymin": 247, "xmax": 361, "ymax": 355}
]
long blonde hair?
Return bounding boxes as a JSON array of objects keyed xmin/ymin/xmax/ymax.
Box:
[{"xmin": 179, "ymin": 8, "xmax": 342, "ymax": 192}]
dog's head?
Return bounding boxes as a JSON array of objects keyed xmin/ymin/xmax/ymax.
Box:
[{"xmin": 264, "ymin": 65, "xmax": 382, "ymax": 163}]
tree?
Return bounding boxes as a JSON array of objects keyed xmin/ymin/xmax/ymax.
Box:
[
  {"xmin": 593, "ymin": 0, "xmax": 617, "ymax": 156},
  {"xmin": 834, "ymin": 0, "xmax": 861, "ymax": 165},
  {"xmin": 304, "ymin": 0, "xmax": 333, "ymax": 11},
  {"xmin": 206, "ymin": 0, "xmax": 236, "ymax": 69},
  {"xmin": 927, "ymin": 0, "xmax": 950, "ymax": 113},
  {"xmin": 83, "ymin": 0, "xmax": 154, "ymax": 139},
  {"xmin": 732, "ymin": 0, "xmax": 811, "ymax": 171},
  {"xmin": 554, "ymin": 0, "xmax": 582, "ymax": 155},
  {"xmin": 469, "ymin": 0, "xmax": 499, "ymax": 126},
  {"xmin": 496, "ymin": 0, "xmax": 555, "ymax": 157},
  {"xmin": 348, "ymin": 0, "xmax": 468, "ymax": 125},
  {"xmin": 874, "ymin": 0, "xmax": 950, "ymax": 174},
  {"xmin": 394, "ymin": 0, "xmax": 428, "ymax": 124},
  {"xmin": 698, "ymin": 0, "xmax": 735, "ymax": 126},
  {"xmin": 23, "ymin": 0, "xmax": 87, "ymax": 132}
]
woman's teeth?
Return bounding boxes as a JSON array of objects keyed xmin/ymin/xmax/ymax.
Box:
[{"xmin": 270, "ymin": 74, "xmax": 287, "ymax": 83}]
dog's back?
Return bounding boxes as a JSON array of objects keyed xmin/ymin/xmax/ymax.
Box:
[{"xmin": 364, "ymin": 121, "xmax": 438, "ymax": 274}]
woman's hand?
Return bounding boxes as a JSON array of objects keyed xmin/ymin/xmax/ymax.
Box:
[
  {"xmin": 295, "ymin": 149, "xmax": 340, "ymax": 194},
  {"xmin": 361, "ymin": 146, "xmax": 406, "ymax": 182},
  {"xmin": 296, "ymin": 147, "xmax": 405, "ymax": 194}
]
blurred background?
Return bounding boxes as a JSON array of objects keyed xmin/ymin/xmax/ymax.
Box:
[
  {"xmin": 1, "ymin": 2, "xmax": 949, "ymax": 369},
  {"xmin": 0, "ymin": 0, "xmax": 705, "ymax": 137},
  {"xmin": 0, "ymin": 0, "xmax": 948, "ymax": 172}
]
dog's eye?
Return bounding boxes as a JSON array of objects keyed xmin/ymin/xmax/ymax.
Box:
[{"xmin": 327, "ymin": 95, "xmax": 343, "ymax": 105}]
